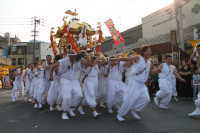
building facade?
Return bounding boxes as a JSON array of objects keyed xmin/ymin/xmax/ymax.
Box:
[
  {"xmin": 142, "ymin": 0, "xmax": 200, "ymax": 50},
  {"xmin": 9, "ymin": 41, "xmax": 52, "ymax": 66},
  {"xmin": 0, "ymin": 33, "xmax": 19, "ymax": 65}
]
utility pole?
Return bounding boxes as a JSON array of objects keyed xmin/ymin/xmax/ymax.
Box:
[
  {"xmin": 174, "ymin": 0, "xmax": 191, "ymax": 66},
  {"xmin": 175, "ymin": 0, "xmax": 185, "ymax": 51},
  {"xmin": 32, "ymin": 16, "xmax": 40, "ymax": 63}
]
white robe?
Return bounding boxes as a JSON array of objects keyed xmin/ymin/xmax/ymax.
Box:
[
  {"xmin": 34, "ymin": 68, "xmax": 46, "ymax": 104},
  {"xmin": 170, "ymin": 65, "xmax": 177, "ymax": 97},
  {"xmin": 47, "ymin": 71, "xmax": 61, "ymax": 106},
  {"xmin": 82, "ymin": 65, "xmax": 99, "ymax": 108},
  {"xmin": 29, "ymin": 70, "xmax": 35, "ymax": 97},
  {"xmin": 156, "ymin": 63, "xmax": 173, "ymax": 107},
  {"xmin": 97, "ymin": 65, "xmax": 108, "ymax": 103},
  {"xmin": 11, "ymin": 69, "xmax": 22, "ymax": 101},
  {"xmin": 118, "ymin": 56, "xmax": 151, "ymax": 116},
  {"xmin": 44, "ymin": 63, "xmax": 51, "ymax": 92},
  {"xmin": 24, "ymin": 68, "xmax": 31, "ymax": 95},
  {"xmin": 59, "ymin": 57, "xmax": 83, "ymax": 112},
  {"xmin": 107, "ymin": 62, "xmax": 127, "ymax": 110}
]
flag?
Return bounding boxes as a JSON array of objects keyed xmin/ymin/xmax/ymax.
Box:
[{"xmin": 105, "ymin": 19, "xmax": 125, "ymax": 46}]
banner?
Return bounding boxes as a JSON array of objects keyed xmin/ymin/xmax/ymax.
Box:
[{"xmin": 105, "ymin": 19, "xmax": 125, "ymax": 46}]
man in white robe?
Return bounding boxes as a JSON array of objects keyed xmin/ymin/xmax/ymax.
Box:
[
  {"xmin": 117, "ymin": 47, "xmax": 152, "ymax": 121},
  {"xmin": 154, "ymin": 55, "xmax": 185, "ymax": 109},
  {"xmin": 107, "ymin": 60, "xmax": 127, "ymax": 114},
  {"xmin": 53, "ymin": 54, "xmax": 83, "ymax": 120}
]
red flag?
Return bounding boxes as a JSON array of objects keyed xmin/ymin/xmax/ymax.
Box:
[{"xmin": 105, "ymin": 19, "xmax": 125, "ymax": 46}]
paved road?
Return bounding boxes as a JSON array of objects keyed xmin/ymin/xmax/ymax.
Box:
[{"xmin": 0, "ymin": 89, "xmax": 200, "ymax": 133}]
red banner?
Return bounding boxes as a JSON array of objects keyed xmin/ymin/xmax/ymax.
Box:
[{"xmin": 105, "ymin": 19, "xmax": 125, "ymax": 46}]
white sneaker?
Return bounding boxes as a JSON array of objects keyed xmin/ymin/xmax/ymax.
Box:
[
  {"xmin": 116, "ymin": 115, "xmax": 125, "ymax": 122},
  {"xmin": 131, "ymin": 111, "xmax": 141, "ymax": 120},
  {"xmin": 49, "ymin": 106, "xmax": 54, "ymax": 112},
  {"xmin": 159, "ymin": 105, "xmax": 169, "ymax": 110},
  {"xmin": 34, "ymin": 104, "xmax": 38, "ymax": 109},
  {"xmin": 56, "ymin": 105, "xmax": 62, "ymax": 111},
  {"xmin": 62, "ymin": 113, "xmax": 69, "ymax": 120},
  {"xmin": 92, "ymin": 111, "xmax": 100, "ymax": 118},
  {"xmin": 38, "ymin": 103, "xmax": 43, "ymax": 109},
  {"xmin": 188, "ymin": 108, "xmax": 200, "ymax": 117},
  {"xmin": 108, "ymin": 109, "xmax": 114, "ymax": 114},
  {"xmin": 69, "ymin": 109, "xmax": 76, "ymax": 117},
  {"xmin": 78, "ymin": 106, "xmax": 85, "ymax": 115},
  {"xmin": 154, "ymin": 97, "xmax": 159, "ymax": 107}
]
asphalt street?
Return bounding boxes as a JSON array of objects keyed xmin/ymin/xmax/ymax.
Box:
[{"xmin": 0, "ymin": 89, "xmax": 200, "ymax": 133}]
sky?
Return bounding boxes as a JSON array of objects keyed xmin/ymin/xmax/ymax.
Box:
[{"xmin": 0, "ymin": 0, "xmax": 173, "ymax": 42}]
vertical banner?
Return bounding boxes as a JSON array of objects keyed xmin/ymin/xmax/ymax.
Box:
[{"xmin": 105, "ymin": 19, "xmax": 125, "ymax": 46}]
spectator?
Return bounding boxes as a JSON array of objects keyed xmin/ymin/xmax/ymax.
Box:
[
  {"xmin": 191, "ymin": 66, "xmax": 200, "ymax": 101},
  {"xmin": 179, "ymin": 60, "xmax": 193, "ymax": 98}
]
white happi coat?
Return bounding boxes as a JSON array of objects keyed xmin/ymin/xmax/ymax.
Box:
[
  {"xmin": 33, "ymin": 68, "xmax": 46, "ymax": 104},
  {"xmin": 107, "ymin": 62, "xmax": 127, "ymax": 110},
  {"xmin": 170, "ymin": 65, "xmax": 177, "ymax": 97},
  {"xmin": 118, "ymin": 56, "xmax": 151, "ymax": 116},
  {"xmin": 59, "ymin": 57, "xmax": 83, "ymax": 112},
  {"xmin": 156, "ymin": 63, "xmax": 173, "ymax": 106},
  {"xmin": 82, "ymin": 65, "xmax": 99, "ymax": 108}
]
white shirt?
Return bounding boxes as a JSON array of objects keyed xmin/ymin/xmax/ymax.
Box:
[
  {"xmin": 127, "ymin": 56, "xmax": 151, "ymax": 83},
  {"xmin": 59, "ymin": 57, "xmax": 82, "ymax": 80},
  {"xmin": 159, "ymin": 63, "xmax": 171, "ymax": 80},
  {"xmin": 86, "ymin": 65, "xmax": 99, "ymax": 78},
  {"xmin": 108, "ymin": 62, "xmax": 124, "ymax": 81}
]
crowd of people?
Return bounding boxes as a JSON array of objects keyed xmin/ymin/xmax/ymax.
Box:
[{"xmin": 10, "ymin": 46, "xmax": 200, "ymax": 121}]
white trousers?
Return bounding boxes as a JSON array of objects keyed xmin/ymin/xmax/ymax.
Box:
[
  {"xmin": 29, "ymin": 78, "xmax": 36, "ymax": 97},
  {"xmin": 97, "ymin": 77, "xmax": 107, "ymax": 103},
  {"xmin": 156, "ymin": 79, "xmax": 172, "ymax": 107},
  {"xmin": 171, "ymin": 78, "xmax": 177, "ymax": 97},
  {"xmin": 107, "ymin": 80, "xmax": 127, "ymax": 110},
  {"xmin": 34, "ymin": 79, "xmax": 46, "ymax": 104},
  {"xmin": 11, "ymin": 80, "xmax": 21, "ymax": 101},
  {"xmin": 25, "ymin": 79, "xmax": 31, "ymax": 95},
  {"xmin": 47, "ymin": 81, "xmax": 59, "ymax": 106},
  {"xmin": 60, "ymin": 79, "xmax": 82, "ymax": 112},
  {"xmin": 195, "ymin": 93, "xmax": 200, "ymax": 108},
  {"xmin": 83, "ymin": 77, "xmax": 98, "ymax": 108},
  {"xmin": 118, "ymin": 80, "xmax": 150, "ymax": 116}
]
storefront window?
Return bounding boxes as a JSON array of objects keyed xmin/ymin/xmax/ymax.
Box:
[
  {"xmin": 18, "ymin": 58, "xmax": 24, "ymax": 65},
  {"xmin": 12, "ymin": 58, "xmax": 16, "ymax": 65}
]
